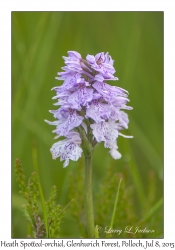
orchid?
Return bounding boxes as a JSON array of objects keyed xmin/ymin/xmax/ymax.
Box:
[
  {"xmin": 45, "ymin": 51, "xmax": 133, "ymax": 238},
  {"xmin": 45, "ymin": 51, "xmax": 132, "ymax": 167}
]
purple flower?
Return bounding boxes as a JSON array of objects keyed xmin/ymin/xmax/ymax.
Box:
[
  {"xmin": 86, "ymin": 52, "xmax": 117, "ymax": 80},
  {"xmin": 67, "ymin": 80, "xmax": 94, "ymax": 109},
  {"xmin": 92, "ymin": 81, "xmax": 128, "ymax": 103},
  {"xmin": 55, "ymin": 72, "xmax": 82, "ymax": 90},
  {"xmin": 45, "ymin": 51, "xmax": 133, "ymax": 166},
  {"xmin": 62, "ymin": 51, "xmax": 82, "ymax": 73},
  {"xmin": 52, "ymin": 80, "xmax": 94, "ymax": 110},
  {"xmin": 50, "ymin": 131, "xmax": 83, "ymax": 167},
  {"xmin": 86, "ymin": 100, "xmax": 111, "ymax": 123},
  {"xmin": 90, "ymin": 121, "xmax": 119, "ymax": 149},
  {"xmin": 45, "ymin": 107, "xmax": 84, "ymax": 136}
]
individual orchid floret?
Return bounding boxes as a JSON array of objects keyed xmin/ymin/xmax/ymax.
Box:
[
  {"xmin": 93, "ymin": 81, "xmax": 128, "ymax": 103},
  {"xmin": 86, "ymin": 99, "xmax": 111, "ymax": 123},
  {"xmin": 45, "ymin": 107, "xmax": 84, "ymax": 136},
  {"xmin": 62, "ymin": 51, "xmax": 83, "ymax": 73},
  {"xmin": 67, "ymin": 80, "xmax": 94, "ymax": 109},
  {"xmin": 58, "ymin": 51, "xmax": 93, "ymax": 81},
  {"xmin": 50, "ymin": 131, "xmax": 83, "ymax": 167},
  {"xmin": 90, "ymin": 121, "xmax": 119, "ymax": 149},
  {"xmin": 86, "ymin": 52, "xmax": 117, "ymax": 80},
  {"xmin": 55, "ymin": 72, "xmax": 82, "ymax": 90}
]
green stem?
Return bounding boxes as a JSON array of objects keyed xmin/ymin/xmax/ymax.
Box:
[{"xmin": 85, "ymin": 154, "xmax": 95, "ymax": 238}]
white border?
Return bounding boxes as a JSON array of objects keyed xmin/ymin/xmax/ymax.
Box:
[{"xmin": 0, "ymin": 0, "xmax": 174, "ymax": 244}]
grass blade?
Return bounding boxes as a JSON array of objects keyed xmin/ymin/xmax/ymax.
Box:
[
  {"xmin": 110, "ymin": 178, "xmax": 122, "ymax": 228},
  {"xmin": 138, "ymin": 197, "xmax": 163, "ymax": 225},
  {"xmin": 32, "ymin": 145, "xmax": 49, "ymax": 238}
]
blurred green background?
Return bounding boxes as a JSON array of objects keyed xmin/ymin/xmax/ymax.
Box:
[{"xmin": 12, "ymin": 12, "xmax": 163, "ymax": 238}]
